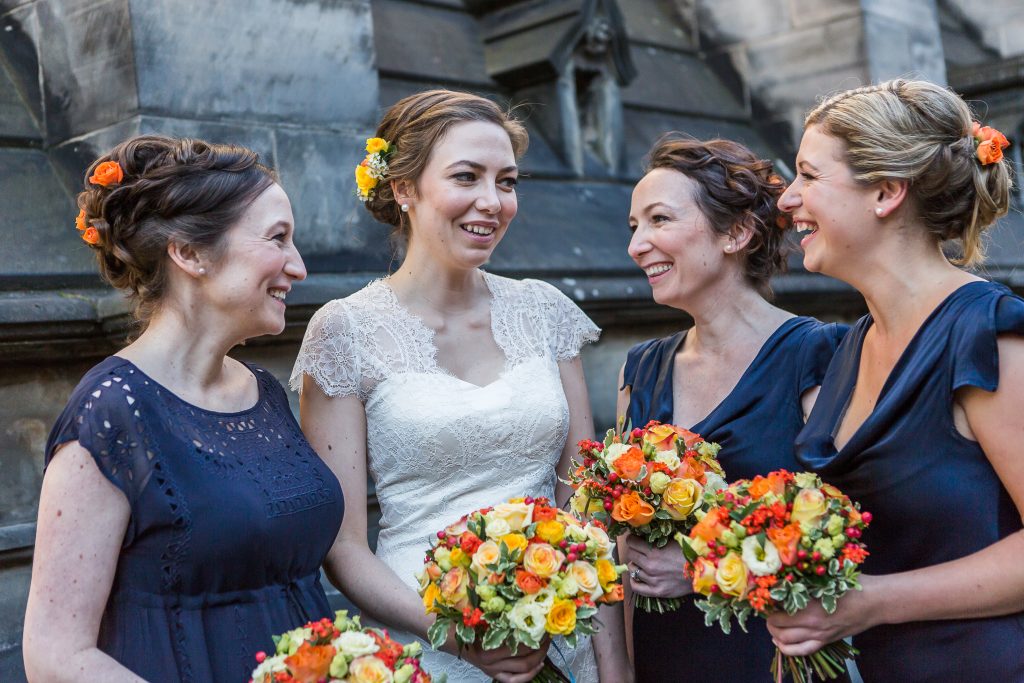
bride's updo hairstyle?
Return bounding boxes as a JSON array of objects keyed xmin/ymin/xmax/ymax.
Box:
[
  {"xmin": 645, "ymin": 135, "xmax": 790, "ymax": 297},
  {"xmin": 805, "ymin": 79, "xmax": 1012, "ymax": 266},
  {"xmin": 363, "ymin": 89, "xmax": 528, "ymax": 243},
  {"xmin": 77, "ymin": 135, "xmax": 275, "ymax": 324}
]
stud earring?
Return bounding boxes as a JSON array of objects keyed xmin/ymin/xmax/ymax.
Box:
[
  {"xmin": 724, "ymin": 245, "xmax": 734, "ymax": 253},
  {"xmin": 875, "ymin": 207, "xmax": 884, "ymax": 216},
  {"xmin": 198, "ymin": 267, "xmax": 207, "ymax": 275},
  {"xmin": 401, "ymin": 203, "xmax": 410, "ymax": 213}
]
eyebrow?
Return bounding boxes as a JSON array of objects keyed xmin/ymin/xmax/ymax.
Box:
[
  {"xmin": 642, "ymin": 202, "xmax": 674, "ymax": 213},
  {"xmin": 797, "ymin": 160, "xmax": 820, "ymax": 172},
  {"xmin": 445, "ymin": 160, "xmax": 518, "ymax": 173}
]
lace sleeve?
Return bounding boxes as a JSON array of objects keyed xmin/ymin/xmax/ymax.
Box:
[
  {"xmin": 289, "ymin": 300, "xmax": 362, "ymax": 399},
  {"xmin": 527, "ymin": 279, "xmax": 601, "ymax": 361}
]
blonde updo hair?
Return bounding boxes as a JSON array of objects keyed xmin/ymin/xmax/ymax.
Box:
[
  {"xmin": 363, "ymin": 90, "xmax": 528, "ymax": 241},
  {"xmin": 805, "ymin": 79, "xmax": 1012, "ymax": 267},
  {"xmin": 77, "ymin": 135, "xmax": 276, "ymax": 325}
]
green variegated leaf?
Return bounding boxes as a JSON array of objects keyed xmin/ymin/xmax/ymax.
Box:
[
  {"xmin": 428, "ymin": 618, "xmax": 451, "ymax": 650},
  {"xmin": 455, "ymin": 621, "xmax": 475, "ymax": 645},
  {"xmin": 482, "ymin": 625, "xmax": 510, "ymax": 650}
]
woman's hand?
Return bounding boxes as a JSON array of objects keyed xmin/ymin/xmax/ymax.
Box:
[
  {"xmin": 453, "ymin": 639, "xmax": 551, "ymax": 683},
  {"xmin": 766, "ymin": 575, "xmax": 881, "ymax": 656},
  {"xmin": 623, "ymin": 535, "xmax": 692, "ymax": 598}
]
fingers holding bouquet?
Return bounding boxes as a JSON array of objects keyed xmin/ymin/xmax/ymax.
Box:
[
  {"xmin": 766, "ymin": 574, "xmax": 881, "ymax": 657},
  {"xmin": 623, "ymin": 535, "xmax": 694, "ymax": 599}
]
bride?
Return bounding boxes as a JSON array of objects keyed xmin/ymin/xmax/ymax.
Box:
[{"xmin": 291, "ymin": 90, "xmax": 630, "ymax": 682}]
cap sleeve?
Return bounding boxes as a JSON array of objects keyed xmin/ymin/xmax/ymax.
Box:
[
  {"xmin": 289, "ymin": 300, "xmax": 362, "ymax": 399},
  {"xmin": 952, "ymin": 291, "xmax": 1024, "ymax": 393},
  {"xmin": 621, "ymin": 338, "xmax": 660, "ymax": 391},
  {"xmin": 797, "ymin": 321, "xmax": 849, "ymax": 395},
  {"xmin": 526, "ymin": 279, "xmax": 601, "ymax": 361},
  {"xmin": 45, "ymin": 372, "xmax": 157, "ymax": 544}
]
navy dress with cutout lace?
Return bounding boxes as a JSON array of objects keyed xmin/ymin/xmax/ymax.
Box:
[
  {"xmin": 45, "ymin": 356, "xmax": 344, "ymax": 682},
  {"xmin": 796, "ymin": 281, "xmax": 1024, "ymax": 682},
  {"xmin": 623, "ymin": 317, "xmax": 847, "ymax": 683}
]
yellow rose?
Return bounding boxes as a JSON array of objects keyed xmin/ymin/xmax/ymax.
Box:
[
  {"xmin": 535, "ymin": 520, "xmax": 565, "ymax": 545},
  {"xmin": 500, "ymin": 533, "xmax": 528, "ymax": 557},
  {"xmin": 421, "ymin": 582, "xmax": 441, "ymax": 614},
  {"xmin": 365, "ymin": 137, "xmax": 390, "ymax": 154},
  {"xmin": 691, "ymin": 557, "xmax": 717, "ymax": 595},
  {"xmin": 355, "ymin": 163, "xmax": 377, "ymax": 193},
  {"xmin": 471, "ymin": 540, "xmax": 501, "ymax": 581},
  {"xmin": 595, "ymin": 558, "xmax": 618, "ymax": 589},
  {"xmin": 715, "ymin": 552, "xmax": 749, "ymax": 598},
  {"xmin": 791, "ymin": 489, "xmax": 828, "ymax": 529},
  {"xmin": 570, "ymin": 489, "xmax": 603, "ymax": 518},
  {"xmin": 544, "ymin": 599, "xmax": 578, "ymax": 635},
  {"xmin": 661, "ymin": 478, "xmax": 704, "ymax": 520},
  {"xmin": 348, "ymin": 655, "xmax": 394, "ymax": 683},
  {"xmin": 523, "ymin": 543, "xmax": 564, "ymax": 579},
  {"xmin": 490, "ymin": 501, "xmax": 534, "ymax": 531},
  {"xmin": 439, "ymin": 566, "xmax": 469, "ymax": 608},
  {"xmin": 569, "ymin": 561, "xmax": 602, "ymax": 599},
  {"xmin": 449, "ymin": 547, "xmax": 471, "ymax": 568}
]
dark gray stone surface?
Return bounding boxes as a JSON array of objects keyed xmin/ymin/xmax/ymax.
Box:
[
  {"xmin": 0, "ymin": 4, "xmax": 43, "ymax": 141},
  {"xmin": 622, "ymin": 45, "xmax": 748, "ymax": 119}
]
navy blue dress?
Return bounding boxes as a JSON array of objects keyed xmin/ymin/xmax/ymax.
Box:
[
  {"xmin": 623, "ymin": 317, "xmax": 847, "ymax": 683},
  {"xmin": 796, "ymin": 281, "xmax": 1024, "ymax": 682},
  {"xmin": 45, "ymin": 356, "xmax": 344, "ymax": 682}
]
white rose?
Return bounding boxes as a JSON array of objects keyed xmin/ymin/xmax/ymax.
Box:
[
  {"xmin": 584, "ymin": 524, "xmax": 613, "ymax": 559},
  {"xmin": 252, "ymin": 654, "xmax": 287, "ymax": 682},
  {"xmin": 602, "ymin": 442, "xmax": 629, "ymax": 469},
  {"xmin": 704, "ymin": 471, "xmax": 728, "ymax": 494},
  {"xmin": 333, "ymin": 630, "xmax": 380, "ymax": 657},
  {"xmin": 489, "ymin": 502, "xmax": 534, "ymax": 532},
  {"xmin": 653, "ymin": 449, "xmax": 680, "ymax": 471},
  {"xmin": 741, "ymin": 535, "xmax": 782, "ymax": 577},
  {"xmin": 508, "ymin": 602, "xmax": 548, "ymax": 642},
  {"xmin": 483, "ymin": 514, "xmax": 512, "ymax": 539}
]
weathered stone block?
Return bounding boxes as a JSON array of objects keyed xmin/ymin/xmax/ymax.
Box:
[
  {"xmin": 623, "ymin": 45, "xmax": 747, "ymax": 119},
  {"xmin": 743, "ymin": 15, "xmax": 865, "ymax": 88},
  {"xmin": 788, "ymin": 0, "xmax": 859, "ymax": 29},
  {"xmin": 131, "ymin": 0, "xmax": 377, "ymax": 127},
  {"xmin": 697, "ymin": 0, "xmax": 791, "ymax": 45},
  {"xmin": 373, "ymin": 0, "xmax": 490, "ymax": 86},
  {"xmin": 0, "ymin": 4, "xmax": 43, "ymax": 140},
  {"xmin": 619, "ymin": 0, "xmax": 697, "ymax": 51}
]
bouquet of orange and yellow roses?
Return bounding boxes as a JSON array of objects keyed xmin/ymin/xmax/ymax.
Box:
[
  {"xmin": 418, "ymin": 496, "xmax": 625, "ymax": 682},
  {"xmin": 567, "ymin": 420, "xmax": 726, "ymax": 613},
  {"xmin": 250, "ymin": 610, "xmax": 434, "ymax": 683},
  {"xmin": 677, "ymin": 469, "xmax": 871, "ymax": 683}
]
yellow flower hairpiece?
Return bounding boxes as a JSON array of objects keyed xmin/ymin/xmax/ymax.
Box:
[
  {"xmin": 355, "ymin": 137, "xmax": 394, "ymax": 202},
  {"xmin": 971, "ymin": 121, "xmax": 1010, "ymax": 166}
]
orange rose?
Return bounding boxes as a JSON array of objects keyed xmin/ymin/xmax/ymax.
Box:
[
  {"xmin": 515, "ymin": 568, "xmax": 545, "ymax": 594},
  {"xmin": 977, "ymin": 139, "xmax": 1003, "ymax": 165},
  {"xmin": 690, "ymin": 557, "xmax": 717, "ymax": 595},
  {"xmin": 691, "ymin": 507, "xmax": 729, "ymax": 542},
  {"xmin": 766, "ymin": 523, "xmax": 802, "ymax": 566},
  {"xmin": 598, "ymin": 583, "xmax": 624, "ymax": 603},
  {"xmin": 612, "ymin": 446, "xmax": 646, "ymax": 481},
  {"xmin": 284, "ymin": 642, "xmax": 335, "ymax": 683},
  {"xmin": 644, "ymin": 423, "xmax": 680, "ymax": 450},
  {"xmin": 533, "ymin": 506, "xmax": 557, "ymax": 521},
  {"xmin": 89, "ymin": 160, "xmax": 124, "ymax": 187},
  {"xmin": 749, "ymin": 471, "xmax": 787, "ymax": 499},
  {"xmin": 675, "ymin": 457, "xmax": 706, "ymax": 484},
  {"xmin": 81, "ymin": 226, "xmax": 100, "ymax": 245},
  {"xmin": 439, "ymin": 566, "xmax": 469, "ymax": 608},
  {"xmin": 75, "ymin": 209, "xmax": 88, "ymax": 232},
  {"xmin": 611, "ymin": 490, "xmax": 656, "ymax": 527}
]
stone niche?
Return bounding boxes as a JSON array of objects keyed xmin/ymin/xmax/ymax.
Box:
[{"xmin": 474, "ymin": 0, "xmax": 637, "ymax": 177}]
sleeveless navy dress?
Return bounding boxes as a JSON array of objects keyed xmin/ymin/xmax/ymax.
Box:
[
  {"xmin": 796, "ymin": 281, "xmax": 1024, "ymax": 682},
  {"xmin": 623, "ymin": 317, "xmax": 847, "ymax": 682},
  {"xmin": 45, "ymin": 356, "xmax": 345, "ymax": 682}
]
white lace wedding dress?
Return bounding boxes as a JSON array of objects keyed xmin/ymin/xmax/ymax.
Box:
[{"xmin": 290, "ymin": 271, "xmax": 601, "ymax": 682}]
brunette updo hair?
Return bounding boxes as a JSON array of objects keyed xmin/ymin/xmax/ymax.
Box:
[
  {"xmin": 77, "ymin": 135, "xmax": 276, "ymax": 324},
  {"xmin": 645, "ymin": 134, "xmax": 790, "ymax": 296},
  {"xmin": 363, "ymin": 90, "xmax": 528, "ymax": 240},
  {"xmin": 806, "ymin": 79, "xmax": 1012, "ymax": 266}
]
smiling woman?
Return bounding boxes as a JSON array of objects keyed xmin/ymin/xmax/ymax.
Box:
[
  {"xmin": 290, "ymin": 90, "xmax": 633, "ymax": 683},
  {"xmin": 23, "ymin": 135, "xmax": 344, "ymax": 683}
]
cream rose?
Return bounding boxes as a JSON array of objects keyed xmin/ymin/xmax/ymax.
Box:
[
  {"xmin": 483, "ymin": 514, "xmax": 512, "ymax": 539},
  {"xmin": 791, "ymin": 488, "xmax": 828, "ymax": 529},
  {"xmin": 334, "ymin": 630, "xmax": 380, "ymax": 657},
  {"xmin": 490, "ymin": 501, "xmax": 534, "ymax": 531},
  {"xmin": 569, "ymin": 560, "xmax": 603, "ymax": 600},
  {"xmin": 471, "ymin": 540, "xmax": 502, "ymax": 581},
  {"xmin": 584, "ymin": 523, "xmax": 613, "ymax": 559},
  {"xmin": 649, "ymin": 471, "xmax": 671, "ymax": 495},
  {"xmin": 348, "ymin": 655, "xmax": 394, "ymax": 683},
  {"xmin": 602, "ymin": 442, "xmax": 630, "ymax": 469},
  {"xmin": 653, "ymin": 449, "xmax": 681, "ymax": 471}
]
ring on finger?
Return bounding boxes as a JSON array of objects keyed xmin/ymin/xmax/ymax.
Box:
[{"xmin": 630, "ymin": 567, "xmax": 642, "ymax": 582}]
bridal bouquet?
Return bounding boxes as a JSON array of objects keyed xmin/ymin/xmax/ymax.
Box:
[
  {"xmin": 250, "ymin": 610, "xmax": 434, "ymax": 683},
  {"xmin": 418, "ymin": 496, "xmax": 625, "ymax": 683},
  {"xmin": 677, "ymin": 469, "xmax": 872, "ymax": 683},
  {"xmin": 567, "ymin": 420, "xmax": 726, "ymax": 613}
]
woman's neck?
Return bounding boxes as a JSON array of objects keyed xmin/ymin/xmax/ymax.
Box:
[
  {"xmin": 387, "ymin": 250, "xmax": 488, "ymax": 317},
  {"xmin": 683, "ymin": 277, "xmax": 791, "ymax": 357}
]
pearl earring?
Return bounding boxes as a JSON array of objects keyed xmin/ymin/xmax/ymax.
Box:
[
  {"xmin": 401, "ymin": 203, "xmax": 410, "ymax": 213},
  {"xmin": 875, "ymin": 207, "xmax": 884, "ymax": 216},
  {"xmin": 198, "ymin": 267, "xmax": 206, "ymax": 275},
  {"xmin": 724, "ymin": 245, "xmax": 734, "ymax": 253}
]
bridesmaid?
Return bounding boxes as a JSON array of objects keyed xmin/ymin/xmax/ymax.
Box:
[
  {"xmin": 619, "ymin": 135, "xmax": 846, "ymax": 682},
  {"xmin": 769, "ymin": 79, "xmax": 1024, "ymax": 681}
]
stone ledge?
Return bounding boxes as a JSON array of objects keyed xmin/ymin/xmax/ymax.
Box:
[{"xmin": 0, "ymin": 522, "xmax": 33, "ymax": 554}]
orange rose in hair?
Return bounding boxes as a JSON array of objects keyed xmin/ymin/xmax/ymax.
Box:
[
  {"xmin": 75, "ymin": 209, "xmax": 88, "ymax": 232},
  {"xmin": 612, "ymin": 446, "xmax": 645, "ymax": 481},
  {"xmin": 81, "ymin": 226, "xmax": 100, "ymax": 245},
  {"xmin": 611, "ymin": 490, "xmax": 656, "ymax": 527},
  {"xmin": 89, "ymin": 161, "xmax": 124, "ymax": 187},
  {"xmin": 977, "ymin": 139, "xmax": 1003, "ymax": 165}
]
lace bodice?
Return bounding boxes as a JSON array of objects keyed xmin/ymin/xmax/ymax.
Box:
[{"xmin": 291, "ymin": 272, "xmax": 601, "ymax": 682}]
